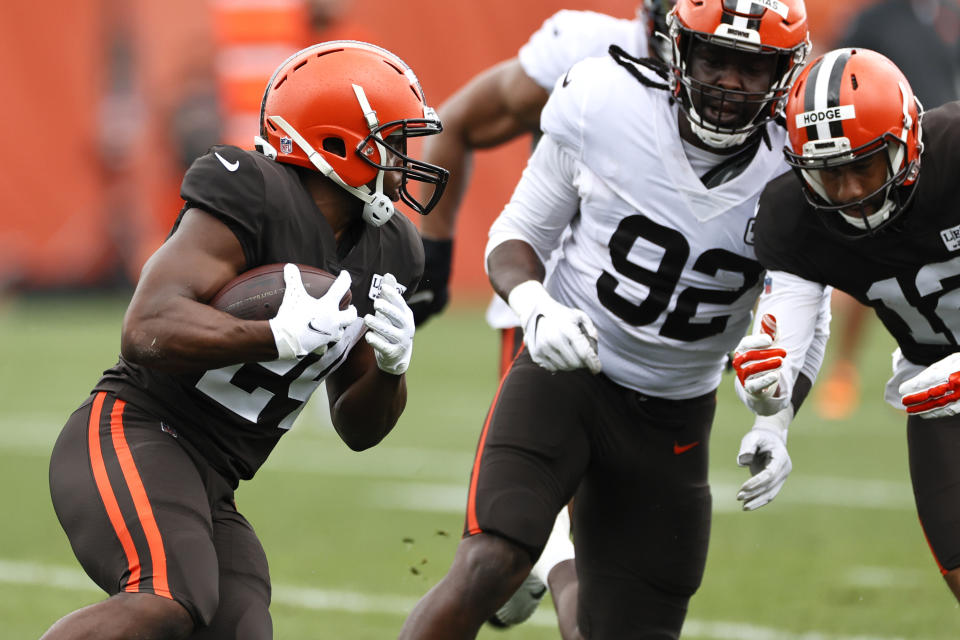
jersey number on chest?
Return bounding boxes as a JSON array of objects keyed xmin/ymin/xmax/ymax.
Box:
[
  {"xmin": 194, "ymin": 338, "xmax": 353, "ymax": 428},
  {"xmin": 866, "ymin": 256, "xmax": 960, "ymax": 346},
  {"xmin": 596, "ymin": 214, "xmax": 762, "ymax": 341}
]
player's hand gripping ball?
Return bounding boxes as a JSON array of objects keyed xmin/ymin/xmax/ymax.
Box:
[{"xmin": 212, "ymin": 263, "xmax": 357, "ymax": 359}]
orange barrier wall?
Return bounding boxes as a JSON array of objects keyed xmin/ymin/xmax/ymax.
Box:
[{"xmin": 0, "ymin": 0, "xmax": 872, "ymax": 294}]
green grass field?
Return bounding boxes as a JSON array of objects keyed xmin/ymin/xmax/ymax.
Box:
[{"xmin": 1, "ymin": 294, "xmax": 956, "ymax": 638}]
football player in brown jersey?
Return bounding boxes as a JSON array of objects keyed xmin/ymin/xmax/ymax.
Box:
[
  {"xmin": 732, "ymin": 48, "xmax": 960, "ymax": 604},
  {"xmin": 41, "ymin": 41, "xmax": 447, "ymax": 640}
]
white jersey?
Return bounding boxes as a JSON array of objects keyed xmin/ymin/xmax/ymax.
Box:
[
  {"xmin": 518, "ymin": 10, "xmax": 645, "ymax": 92},
  {"xmin": 487, "ymin": 10, "xmax": 646, "ymax": 330},
  {"xmin": 487, "ymin": 54, "xmax": 791, "ymax": 398}
]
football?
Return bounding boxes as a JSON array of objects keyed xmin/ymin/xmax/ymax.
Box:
[{"xmin": 210, "ymin": 263, "xmax": 351, "ymax": 321}]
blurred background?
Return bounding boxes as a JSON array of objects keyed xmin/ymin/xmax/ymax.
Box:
[
  {"xmin": 4, "ymin": 1, "xmax": 960, "ymax": 638},
  {"xmin": 0, "ymin": 0, "xmax": 891, "ymax": 300}
]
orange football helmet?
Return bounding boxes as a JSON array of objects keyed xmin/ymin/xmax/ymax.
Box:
[
  {"xmin": 667, "ymin": 0, "xmax": 810, "ymax": 148},
  {"xmin": 784, "ymin": 48, "xmax": 923, "ymax": 236},
  {"xmin": 257, "ymin": 41, "xmax": 449, "ymax": 226}
]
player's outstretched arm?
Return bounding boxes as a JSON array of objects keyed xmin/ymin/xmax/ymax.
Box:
[
  {"xmin": 734, "ymin": 274, "xmax": 831, "ymax": 510},
  {"xmin": 121, "ymin": 208, "xmax": 279, "ymax": 372},
  {"xmin": 410, "ymin": 59, "xmax": 548, "ymax": 326}
]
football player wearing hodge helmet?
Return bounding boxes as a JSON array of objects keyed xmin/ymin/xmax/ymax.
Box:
[
  {"xmin": 398, "ymin": 1, "xmax": 825, "ymax": 638},
  {"xmin": 733, "ymin": 47, "xmax": 960, "ymax": 605},
  {"xmin": 42, "ymin": 41, "xmax": 447, "ymax": 640}
]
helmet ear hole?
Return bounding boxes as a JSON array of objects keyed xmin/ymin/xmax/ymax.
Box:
[{"xmin": 322, "ymin": 137, "xmax": 347, "ymax": 158}]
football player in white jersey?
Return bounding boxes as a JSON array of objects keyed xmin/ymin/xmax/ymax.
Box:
[
  {"xmin": 733, "ymin": 48, "xmax": 960, "ymax": 605},
  {"xmin": 409, "ymin": 3, "xmax": 676, "ymax": 628},
  {"xmin": 397, "ymin": 1, "xmax": 819, "ymax": 638},
  {"xmin": 409, "ymin": 1, "xmax": 673, "ymax": 353}
]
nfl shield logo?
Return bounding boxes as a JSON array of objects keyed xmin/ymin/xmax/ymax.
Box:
[
  {"xmin": 763, "ymin": 276, "xmax": 773, "ymax": 294},
  {"xmin": 280, "ymin": 137, "xmax": 293, "ymax": 154}
]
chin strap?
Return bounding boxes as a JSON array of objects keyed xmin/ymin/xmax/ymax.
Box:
[{"xmin": 267, "ymin": 110, "xmax": 396, "ymax": 228}]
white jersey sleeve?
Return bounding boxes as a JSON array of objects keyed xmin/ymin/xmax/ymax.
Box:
[
  {"xmin": 736, "ymin": 270, "xmax": 832, "ymax": 414},
  {"xmin": 802, "ymin": 280, "xmax": 833, "ymax": 385},
  {"xmin": 485, "ymin": 134, "xmax": 581, "ymax": 269},
  {"xmin": 518, "ymin": 10, "xmax": 645, "ymax": 92},
  {"xmin": 485, "ymin": 10, "xmax": 644, "ymax": 331}
]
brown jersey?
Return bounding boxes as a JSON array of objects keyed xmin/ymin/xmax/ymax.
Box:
[
  {"xmin": 754, "ymin": 102, "xmax": 960, "ymax": 368},
  {"xmin": 95, "ymin": 145, "xmax": 424, "ymax": 486}
]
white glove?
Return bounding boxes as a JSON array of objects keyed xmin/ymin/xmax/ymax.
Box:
[
  {"xmin": 364, "ymin": 273, "xmax": 415, "ymax": 375},
  {"xmin": 268, "ymin": 264, "xmax": 358, "ymax": 359},
  {"xmin": 733, "ymin": 314, "xmax": 786, "ymax": 396},
  {"xmin": 736, "ymin": 406, "xmax": 793, "ymax": 511},
  {"xmin": 507, "ymin": 280, "xmax": 601, "ymax": 374},
  {"xmin": 899, "ymin": 352, "xmax": 960, "ymax": 418}
]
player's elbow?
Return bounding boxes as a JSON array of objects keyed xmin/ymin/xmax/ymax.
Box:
[
  {"xmin": 331, "ymin": 399, "xmax": 404, "ymax": 451},
  {"xmin": 120, "ymin": 318, "xmax": 160, "ymax": 365},
  {"xmin": 335, "ymin": 420, "xmax": 395, "ymax": 452}
]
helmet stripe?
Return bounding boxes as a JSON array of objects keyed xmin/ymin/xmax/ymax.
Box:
[
  {"xmin": 801, "ymin": 56, "xmax": 822, "ymax": 140},
  {"xmin": 722, "ymin": 0, "xmax": 763, "ymax": 31},
  {"xmin": 823, "ymin": 49, "xmax": 852, "ymax": 138},
  {"xmin": 803, "ymin": 49, "xmax": 851, "ymax": 141}
]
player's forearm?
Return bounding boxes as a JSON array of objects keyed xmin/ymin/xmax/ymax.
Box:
[
  {"xmin": 330, "ymin": 371, "xmax": 406, "ymax": 451},
  {"xmin": 486, "ymin": 239, "xmax": 546, "ymax": 301},
  {"xmin": 121, "ymin": 295, "xmax": 277, "ymax": 372}
]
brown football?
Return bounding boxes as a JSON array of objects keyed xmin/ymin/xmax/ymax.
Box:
[{"xmin": 210, "ymin": 263, "xmax": 351, "ymax": 321}]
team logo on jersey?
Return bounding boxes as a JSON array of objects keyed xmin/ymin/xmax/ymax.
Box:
[
  {"xmin": 280, "ymin": 136, "xmax": 293, "ymax": 154},
  {"xmin": 744, "ymin": 217, "xmax": 756, "ymax": 245},
  {"xmin": 369, "ymin": 274, "xmax": 407, "ymax": 300},
  {"xmin": 941, "ymin": 224, "xmax": 960, "ymax": 251},
  {"xmin": 215, "ymin": 151, "xmax": 240, "ymax": 172}
]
